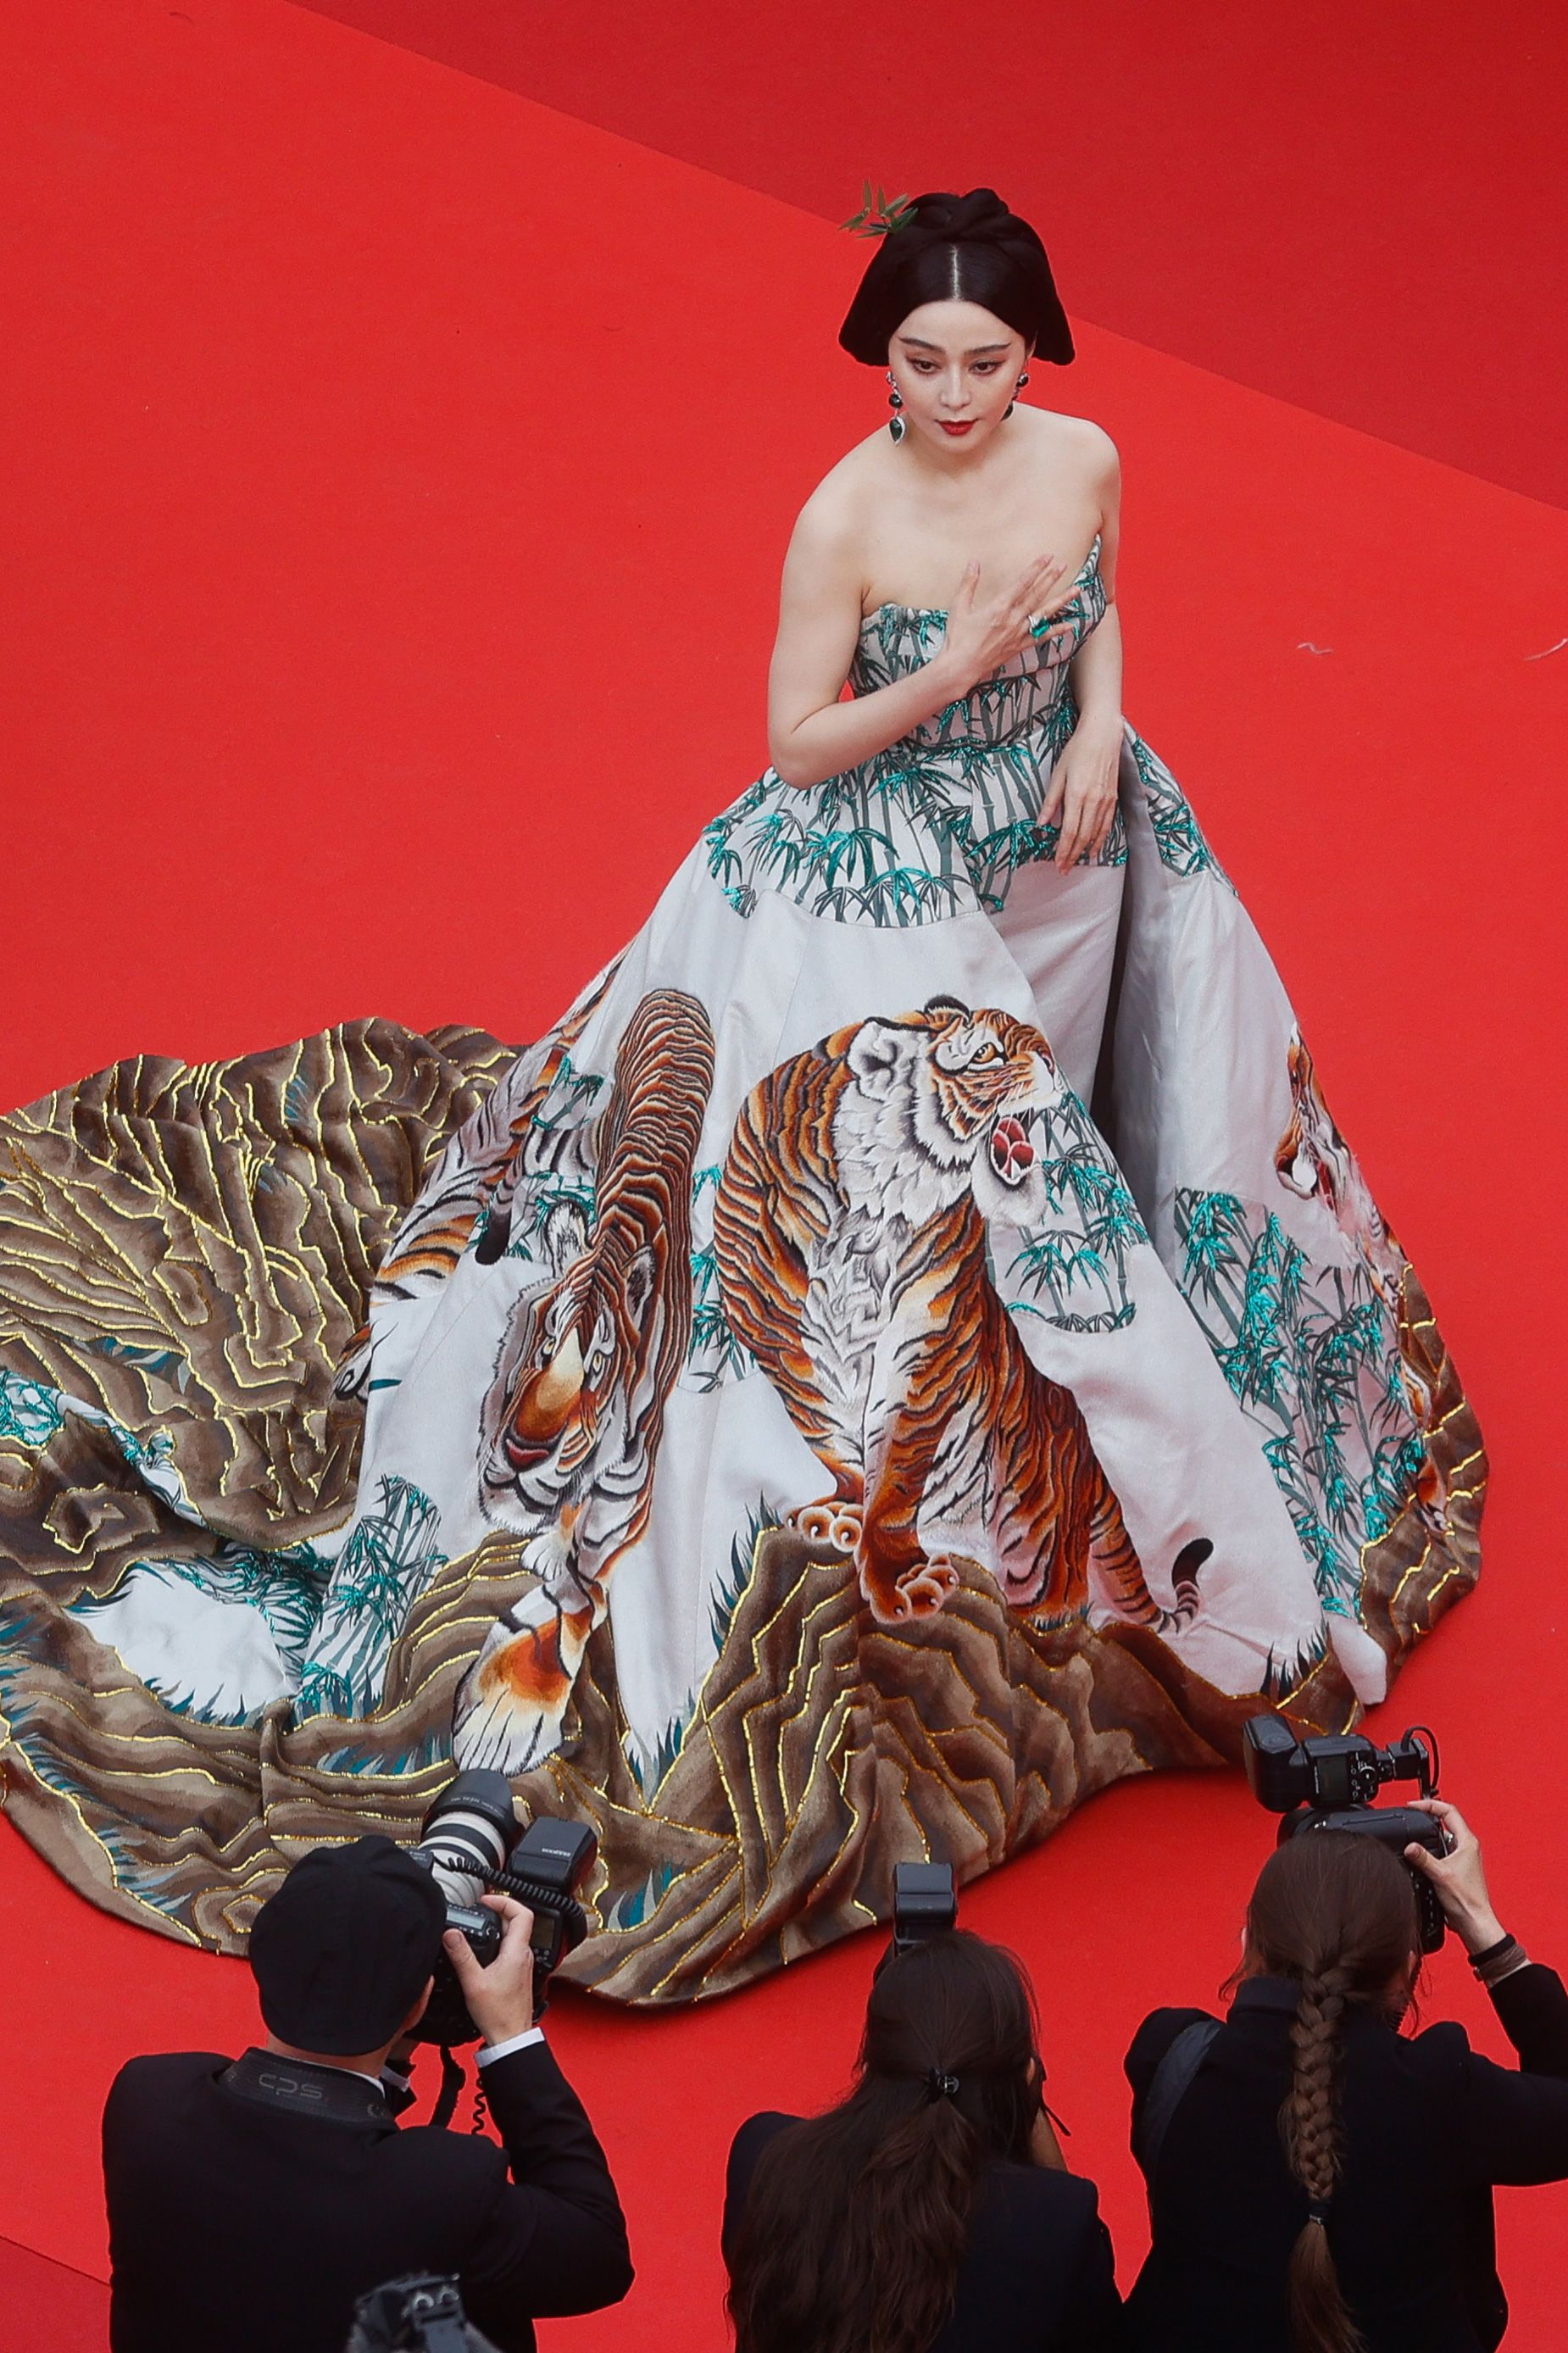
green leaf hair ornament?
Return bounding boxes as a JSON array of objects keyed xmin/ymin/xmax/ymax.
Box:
[{"xmin": 840, "ymin": 180, "xmax": 917, "ymax": 238}]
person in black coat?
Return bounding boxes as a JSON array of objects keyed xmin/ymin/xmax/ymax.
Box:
[
  {"xmin": 1124, "ymin": 1800, "xmax": 1568, "ymax": 2353},
  {"xmin": 723, "ymin": 1927, "xmax": 1120, "ymax": 2353},
  {"xmin": 103, "ymin": 1835, "xmax": 632, "ymax": 2353}
]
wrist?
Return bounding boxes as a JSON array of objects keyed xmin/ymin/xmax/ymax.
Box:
[
  {"xmin": 924, "ymin": 647, "xmax": 971, "ymax": 706},
  {"xmin": 471, "ymin": 2002, "xmax": 535, "ymax": 2044},
  {"xmin": 1458, "ymin": 1908, "xmax": 1509, "ymax": 1959},
  {"xmin": 479, "ymin": 2024, "xmax": 544, "ymax": 2064}
]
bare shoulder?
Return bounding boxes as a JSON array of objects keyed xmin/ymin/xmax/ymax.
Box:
[
  {"xmin": 1033, "ymin": 407, "xmax": 1120, "ymax": 484},
  {"xmin": 781, "ymin": 435, "xmax": 887, "ymax": 590},
  {"xmin": 791, "ymin": 435, "xmax": 887, "ymax": 541}
]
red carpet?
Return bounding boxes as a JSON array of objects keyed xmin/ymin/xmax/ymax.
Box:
[
  {"xmin": 3, "ymin": 3, "xmax": 1567, "ymax": 2346},
  {"xmin": 0, "ymin": 2239, "xmax": 109, "ymax": 2349}
]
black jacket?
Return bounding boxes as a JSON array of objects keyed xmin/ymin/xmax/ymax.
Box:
[
  {"xmin": 1124, "ymin": 1962, "xmax": 1568, "ymax": 2351},
  {"xmin": 724, "ymin": 2110, "xmax": 1121, "ymax": 2351},
  {"xmin": 103, "ymin": 2041, "xmax": 632, "ymax": 2353}
]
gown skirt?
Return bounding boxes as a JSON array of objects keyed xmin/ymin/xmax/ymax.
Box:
[{"xmin": 0, "ymin": 542, "xmax": 1484, "ymax": 2000}]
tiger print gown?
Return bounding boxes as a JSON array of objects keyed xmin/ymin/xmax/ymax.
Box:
[{"xmin": 0, "ymin": 537, "xmax": 1484, "ymax": 1998}]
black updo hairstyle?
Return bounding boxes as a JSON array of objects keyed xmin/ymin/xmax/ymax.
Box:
[{"xmin": 838, "ymin": 187, "xmax": 1074, "ymax": 369}]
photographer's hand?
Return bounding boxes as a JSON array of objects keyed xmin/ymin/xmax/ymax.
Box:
[
  {"xmin": 1405, "ymin": 1798, "xmax": 1507, "ymax": 1955},
  {"xmin": 442, "ymin": 1893, "xmax": 537, "ymax": 2045}
]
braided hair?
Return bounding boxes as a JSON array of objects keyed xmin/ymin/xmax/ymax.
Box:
[{"xmin": 1245, "ymin": 1833, "xmax": 1421, "ymax": 2353}]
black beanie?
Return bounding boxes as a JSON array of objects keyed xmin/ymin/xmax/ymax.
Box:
[{"xmin": 249, "ymin": 1836, "xmax": 447, "ymax": 2055}]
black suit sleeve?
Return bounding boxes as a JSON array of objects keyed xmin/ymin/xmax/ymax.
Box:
[
  {"xmin": 1459, "ymin": 1963, "xmax": 1568, "ymax": 2187},
  {"xmin": 721, "ymin": 2111, "xmax": 798, "ymax": 2272},
  {"xmin": 1052, "ymin": 2182, "xmax": 1123, "ymax": 2351},
  {"xmin": 454, "ymin": 2041, "xmax": 632, "ymax": 2346}
]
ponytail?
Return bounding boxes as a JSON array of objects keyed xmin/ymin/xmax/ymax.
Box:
[
  {"xmin": 731, "ymin": 2084, "xmax": 983, "ymax": 2353},
  {"xmin": 726, "ymin": 1933, "xmax": 1040, "ymax": 2353},
  {"xmin": 1243, "ymin": 1835, "xmax": 1421, "ymax": 2353}
]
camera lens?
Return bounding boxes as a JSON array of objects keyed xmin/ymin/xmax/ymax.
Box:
[{"xmin": 415, "ymin": 1770, "xmax": 520, "ymax": 1911}]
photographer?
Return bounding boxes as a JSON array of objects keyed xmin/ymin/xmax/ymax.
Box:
[
  {"xmin": 103, "ymin": 1836, "xmax": 632, "ymax": 2353},
  {"xmin": 723, "ymin": 1928, "xmax": 1121, "ymax": 2353},
  {"xmin": 1124, "ymin": 1802, "xmax": 1568, "ymax": 2351}
]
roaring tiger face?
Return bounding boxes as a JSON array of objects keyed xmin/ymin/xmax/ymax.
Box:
[
  {"xmin": 832, "ymin": 995, "xmax": 1066, "ymax": 1229},
  {"xmin": 713, "ymin": 994, "xmax": 1206, "ymax": 1637}
]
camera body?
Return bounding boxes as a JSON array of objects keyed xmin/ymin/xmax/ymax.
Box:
[
  {"xmin": 1243, "ymin": 1716, "xmax": 1448, "ymax": 1952},
  {"xmin": 409, "ymin": 1771, "xmax": 599, "ymax": 2045},
  {"xmin": 347, "ymin": 2272, "xmax": 493, "ymax": 2353}
]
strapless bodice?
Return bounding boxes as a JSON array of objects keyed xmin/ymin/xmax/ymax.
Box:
[
  {"xmin": 848, "ymin": 533, "xmax": 1105, "ymax": 754},
  {"xmin": 703, "ymin": 533, "xmax": 1119, "ymax": 927}
]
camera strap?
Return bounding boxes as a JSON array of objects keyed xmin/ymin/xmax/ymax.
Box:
[
  {"xmin": 430, "ymin": 2045, "xmax": 466, "ymax": 2132},
  {"xmin": 1132, "ymin": 2019, "xmax": 1220, "ymax": 2206},
  {"xmin": 219, "ymin": 2049, "xmax": 396, "ymax": 2130}
]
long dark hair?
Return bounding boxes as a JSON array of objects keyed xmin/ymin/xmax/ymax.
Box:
[
  {"xmin": 1244, "ymin": 1833, "xmax": 1420, "ymax": 2353},
  {"xmin": 726, "ymin": 1930, "xmax": 1043, "ymax": 2353}
]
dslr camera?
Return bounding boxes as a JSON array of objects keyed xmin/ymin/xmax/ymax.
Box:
[
  {"xmin": 1243, "ymin": 1716, "xmax": 1448, "ymax": 1951},
  {"xmin": 408, "ymin": 1770, "xmax": 598, "ymax": 2046},
  {"xmin": 346, "ymin": 2272, "xmax": 496, "ymax": 2353}
]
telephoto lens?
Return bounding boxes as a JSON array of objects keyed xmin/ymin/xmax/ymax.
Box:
[
  {"xmin": 409, "ymin": 1771, "xmax": 523, "ymax": 2048},
  {"xmin": 414, "ymin": 1772, "xmax": 523, "ymax": 1902},
  {"xmin": 408, "ymin": 1772, "xmax": 601, "ymax": 2046}
]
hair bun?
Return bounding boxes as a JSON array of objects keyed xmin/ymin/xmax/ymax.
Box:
[
  {"xmin": 906, "ymin": 188, "xmax": 1013, "ymax": 242},
  {"xmin": 838, "ymin": 186, "xmax": 1073, "ymax": 370}
]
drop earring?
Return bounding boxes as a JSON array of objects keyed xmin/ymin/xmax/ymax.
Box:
[
  {"xmin": 887, "ymin": 369, "xmax": 906, "ymax": 443},
  {"xmin": 1004, "ymin": 370, "xmax": 1030, "ymax": 420}
]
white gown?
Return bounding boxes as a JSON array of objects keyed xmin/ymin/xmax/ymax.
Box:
[{"xmin": 0, "ymin": 536, "xmax": 1483, "ymax": 1997}]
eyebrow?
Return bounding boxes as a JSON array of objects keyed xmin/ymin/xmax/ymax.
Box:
[{"xmin": 897, "ymin": 336, "xmax": 1011, "ymax": 356}]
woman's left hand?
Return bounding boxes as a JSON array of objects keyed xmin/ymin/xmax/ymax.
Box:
[
  {"xmin": 1405, "ymin": 1797, "xmax": 1507, "ymax": 1956},
  {"xmin": 1043, "ymin": 717, "xmax": 1123, "ymax": 870}
]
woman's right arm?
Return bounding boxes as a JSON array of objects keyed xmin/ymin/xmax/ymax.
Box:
[
  {"xmin": 1406, "ymin": 1800, "xmax": 1568, "ymax": 2183},
  {"xmin": 1447, "ymin": 1970, "xmax": 1568, "ymax": 2186},
  {"xmin": 765, "ymin": 498, "xmax": 1073, "ymax": 791}
]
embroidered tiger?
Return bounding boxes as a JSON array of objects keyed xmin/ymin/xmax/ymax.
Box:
[
  {"xmin": 1275, "ymin": 1029, "xmax": 1445, "ymax": 1529},
  {"xmin": 334, "ymin": 961, "xmax": 619, "ymax": 1400},
  {"xmin": 452, "ymin": 988, "xmax": 715, "ymax": 1774},
  {"xmin": 1275, "ymin": 1029, "xmax": 1405, "ymax": 1310},
  {"xmin": 714, "ymin": 996, "xmax": 1209, "ymax": 1633}
]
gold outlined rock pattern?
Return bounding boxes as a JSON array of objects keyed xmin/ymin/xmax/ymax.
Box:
[{"xmin": 0, "ymin": 1026, "xmax": 1484, "ymax": 1999}]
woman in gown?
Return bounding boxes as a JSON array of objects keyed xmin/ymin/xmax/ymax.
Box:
[{"xmin": 0, "ymin": 190, "xmax": 1483, "ymax": 2000}]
